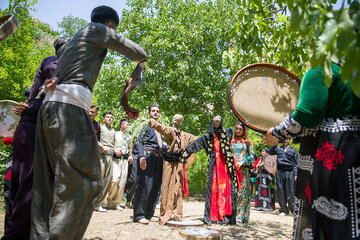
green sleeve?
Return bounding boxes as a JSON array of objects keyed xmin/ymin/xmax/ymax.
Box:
[{"xmin": 292, "ymin": 66, "xmax": 328, "ymax": 128}]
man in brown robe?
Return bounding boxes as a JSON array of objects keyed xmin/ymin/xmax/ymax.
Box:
[{"xmin": 149, "ymin": 114, "xmax": 197, "ymax": 225}]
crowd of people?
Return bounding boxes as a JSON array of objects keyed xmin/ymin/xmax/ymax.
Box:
[{"xmin": 1, "ymin": 3, "xmax": 359, "ymax": 240}]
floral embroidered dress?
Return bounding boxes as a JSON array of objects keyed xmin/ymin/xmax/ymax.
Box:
[
  {"xmin": 272, "ymin": 63, "xmax": 360, "ymax": 240},
  {"xmin": 254, "ymin": 157, "xmax": 275, "ymax": 211},
  {"xmin": 231, "ymin": 142, "xmax": 255, "ymax": 224}
]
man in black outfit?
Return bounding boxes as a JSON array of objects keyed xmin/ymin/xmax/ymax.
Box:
[
  {"xmin": 270, "ymin": 139, "xmax": 298, "ymax": 216},
  {"xmin": 133, "ymin": 104, "xmax": 165, "ymax": 224}
]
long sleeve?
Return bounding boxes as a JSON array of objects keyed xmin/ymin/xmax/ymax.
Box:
[
  {"xmin": 292, "ymin": 66, "xmax": 328, "ymax": 128},
  {"xmin": 182, "ymin": 132, "xmax": 198, "ymax": 145},
  {"xmin": 92, "ymin": 23, "xmax": 147, "ymax": 63},
  {"xmin": 149, "ymin": 118, "xmax": 174, "ymax": 140},
  {"xmin": 179, "ymin": 135, "xmax": 208, "ymax": 163},
  {"xmin": 294, "ymin": 148, "xmax": 298, "ymax": 176},
  {"xmin": 135, "ymin": 128, "xmax": 146, "ymax": 158}
]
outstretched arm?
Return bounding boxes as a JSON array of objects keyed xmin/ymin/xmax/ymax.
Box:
[
  {"xmin": 149, "ymin": 118, "xmax": 174, "ymax": 140},
  {"xmin": 179, "ymin": 135, "xmax": 208, "ymax": 163}
]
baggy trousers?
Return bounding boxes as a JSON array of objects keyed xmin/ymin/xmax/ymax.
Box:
[
  {"xmin": 276, "ymin": 169, "xmax": 295, "ymax": 214},
  {"xmin": 2, "ymin": 121, "xmax": 36, "ymax": 240},
  {"xmin": 31, "ymin": 102, "xmax": 103, "ymax": 240},
  {"xmin": 159, "ymin": 161, "xmax": 183, "ymax": 225},
  {"xmin": 107, "ymin": 158, "xmax": 128, "ymax": 208},
  {"xmin": 94, "ymin": 153, "xmax": 113, "ymax": 208},
  {"xmin": 125, "ymin": 159, "xmax": 137, "ymax": 204},
  {"xmin": 133, "ymin": 155, "xmax": 163, "ymax": 221}
]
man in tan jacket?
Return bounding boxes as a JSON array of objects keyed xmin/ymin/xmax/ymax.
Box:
[{"xmin": 149, "ymin": 114, "xmax": 197, "ymax": 225}]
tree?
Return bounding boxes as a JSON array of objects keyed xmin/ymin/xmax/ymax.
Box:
[
  {"xmin": 284, "ymin": 0, "xmax": 360, "ymax": 97},
  {"xmin": 223, "ymin": 0, "xmax": 310, "ymax": 80},
  {"xmin": 0, "ymin": 0, "xmax": 58, "ymax": 193},
  {"xmin": 229, "ymin": 0, "xmax": 360, "ymax": 97},
  {"xmin": 92, "ymin": 0, "xmax": 299, "ymax": 195},
  {"xmin": 0, "ymin": 0, "xmax": 56, "ymax": 102},
  {"xmin": 95, "ymin": 0, "xmax": 251, "ymax": 134},
  {"xmin": 57, "ymin": 14, "xmax": 88, "ymax": 37}
]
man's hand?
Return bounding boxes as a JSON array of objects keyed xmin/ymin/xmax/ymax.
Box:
[
  {"xmin": 140, "ymin": 157, "xmax": 146, "ymax": 170},
  {"xmin": 294, "ymin": 176, "xmax": 297, "ymax": 181},
  {"xmin": 102, "ymin": 146, "xmax": 109, "ymax": 154},
  {"xmin": 13, "ymin": 102, "xmax": 28, "ymax": 116},
  {"xmin": 128, "ymin": 155, "xmax": 133, "ymax": 163},
  {"xmin": 44, "ymin": 77, "xmax": 58, "ymax": 92},
  {"xmin": 262, "ymin": 127, "xmax": 279, "ymax": 145},
  {"xmin": 115, "ymin": 149, "xmax": 121, "ymax": 157}
]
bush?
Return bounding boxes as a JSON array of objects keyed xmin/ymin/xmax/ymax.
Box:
[{"xmin": 186, "ymin": 150, "xmax": 208, "ymax": 195}]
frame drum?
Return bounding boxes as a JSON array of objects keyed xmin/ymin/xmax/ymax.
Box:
[
  {"xmin": 0, "ymin": 15, "xmax": 20, "ymax": 43},
  {"xmin": 228, "ymin": 63, "xmax": 301, "ymax": 133},
  {"xmin": 179, "ymin": 227, "xmax": 222, "ymax": 240},
  {"xmin": 0, "ymin": 100, "xmax": 20, "ymax": 138}
]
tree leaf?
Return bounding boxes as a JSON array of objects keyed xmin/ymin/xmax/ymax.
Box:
[
  {"xmin": 289, "ymin": 7, "xmax": 301, "ymax": 30},
  {"xmin": 350, "ymin": 72, "xmax": 360, "ymax": 98},
  {"xmin": 319, "ymin": 19, "xmax": 338, "ymax": 45}
]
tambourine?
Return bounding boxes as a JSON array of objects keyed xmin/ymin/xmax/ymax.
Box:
[
  {"xmin": 228, "ymin": 63, "xmax": 301, "ymax": 133},
  {"xmin": 0, "ymin": 15, "xmax": 20, "ymax": 43}
]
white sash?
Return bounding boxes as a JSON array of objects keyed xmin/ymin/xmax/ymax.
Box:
[{"xmin": 43, "ymin": 84, "xmax": 92, "ymax": 111}]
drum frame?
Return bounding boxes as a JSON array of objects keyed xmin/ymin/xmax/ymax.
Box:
[
  {"xmin": 0, "ymin": 15, "xmax": 21, "ymax": 43},
  {"xmin": 228, "ymin": 63, "xmax": 301, "ymax": 134}
]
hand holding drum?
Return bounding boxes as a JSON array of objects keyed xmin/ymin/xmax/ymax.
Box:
[{"xmin": 228, "ymin": 63, "xmax": 301, "ymax": 134}]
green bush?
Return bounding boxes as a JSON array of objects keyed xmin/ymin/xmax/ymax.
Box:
[{"xmin": 186, "ymin": 150, "xmax": 208, "ymax": 195}]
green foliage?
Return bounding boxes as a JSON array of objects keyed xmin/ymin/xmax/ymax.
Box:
[
  {"xmin": 224, "ymin": 0, "xmax": 309, "ymax": 79},
  {"xmin": 0, "ymin": 0, "xmax": 57, "ymax": 103},
  {"xmin": 94, "ymin": 0, "xmax": 246, "ymax": 135},
  {"xmin": 0, "ymin": 0, "xmax": 58, "ymax": 195},
  {"xmin": 57, "ymin": 14, "xmax": 88, "ymax": 37},
  {"xmin": 186, "ymin": 150, "xmax": 208, "ymax": 195},
  {"xmin": 279, "ymin": 0, "xmax": 360, "ymax": 97}
]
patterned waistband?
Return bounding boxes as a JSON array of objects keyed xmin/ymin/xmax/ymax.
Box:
[
  {"xmin": 144, "ymin": 147, "xmax": 163, "ymax": 157},
  {"xmin": 301, "ymin": 117, "xmax": 360, "ymax": 137},
  {"xmin": 319, "ymin": 117, "xmax": 360, "ymax": 132}
]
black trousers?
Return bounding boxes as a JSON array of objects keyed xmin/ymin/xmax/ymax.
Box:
[
  {"xmin": 276, "ymin": 169, "xmax": 295, "ymax": 214},
  {"xmin": 125, "ymin": 158, "xmax": 137, "ymax": 204},
  {"xmin": 133, "ymin": 155, "xmax": 163, "ymax": 221},
  {"xmin": 2, "ymin": 121, "xmax": 36, "ymax": 240}
]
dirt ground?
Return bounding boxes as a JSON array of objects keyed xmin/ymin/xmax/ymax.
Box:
[
  {"xmin": 83, "ymin": 199, "xmax": 293, "ymax": 240},
  {"xmin": 0, "ymin": 199, "xmax": 293, "ymax": 239}
]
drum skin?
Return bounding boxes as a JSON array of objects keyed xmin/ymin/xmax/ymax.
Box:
[
  {"xmin": 0, "ymin": 100, "xmax": 20, "ymax": 138},
  {"xmin": 0, "ymin": 15, "xmax": 20, "ymax": 43},
  {"xmin": 228, "ymin": 63, "xmax": 301, "ymax": 133},
  {"xmin": 179, "ymin": 227, "xmax": 222, "ymax": 240}
]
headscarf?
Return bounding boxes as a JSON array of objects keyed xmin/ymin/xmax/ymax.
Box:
[{"xmin": 230, "ymin": 121, "xmax": 252, "ymax": 145}]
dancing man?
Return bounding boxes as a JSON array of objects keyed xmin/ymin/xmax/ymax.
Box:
[
  {"xmin": 31, "ymin": 6, "xmax": 147, "ymax": 239},
  {"xmin": 149, "ymin": 114, "xmax": 197, "ymax": 225}
]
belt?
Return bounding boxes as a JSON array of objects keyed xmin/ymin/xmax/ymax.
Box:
[
  {"xmin": 144, "ymin": 147, "xmax": 163, "ymax": 157},
  {"xmin": 113, "ymin": 153, "xmax": 130, "ymax": 159},
  {"xmin": 164, "ymin": 152, "xmax": 181, "ymax": 162}
]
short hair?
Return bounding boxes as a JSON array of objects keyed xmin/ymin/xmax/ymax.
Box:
[
  {"xmin": 103, "ymin": 110, "xmax": 113, "ymax": 118},
  {"xmin": 91, "ymin": 6, "xmax": 119, "ymax": 26},
  {"xmin": 148, "ymin": 103, "xmax": 160, "ymax": 113},
  {"xmin": 53, "ymin": 37, "xmax": 70, "ymax": 54},
  {"xmin": 90, "ymin": 104, "xmax": 99, "ymax": 112},
  {"xmin": 120, "ymin": 118, "xmax": 128, "ymax": 126}
]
